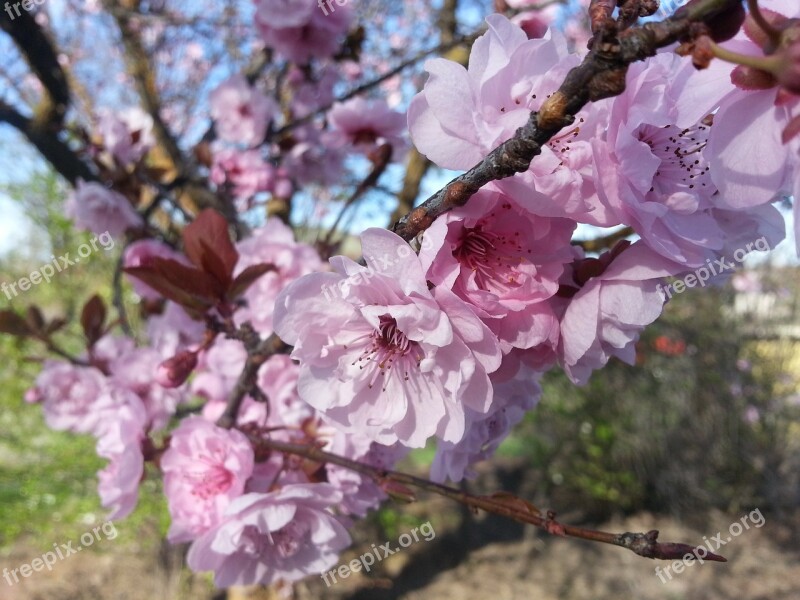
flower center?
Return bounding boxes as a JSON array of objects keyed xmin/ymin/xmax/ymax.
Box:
[
  {"xmin": 639, "ymin": 123, "xmax": 713, "ymax": 195},
  {"xmin": 187, "ymin": 456, "xmax": 234, "ymax": 499},
  {"xmin": 352, "ymin": 316, "xmax": 421, "ymax": 392},
  {"xmin": 454, "ymin": 225, "xmax": 524, "ymax": 293}
]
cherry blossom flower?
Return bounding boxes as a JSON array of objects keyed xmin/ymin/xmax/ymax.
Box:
[
  {"xmin": 255, "ymin": 0, "xmax": 352, "ymax": 64},
  {"xmin": 327, "ymin": 97, "xmax": 408, "ymax": 160},
  {"xmin": 431, "ymin": 364, "xmax": 542, "ymax": 482},
  {"xmin": 210, "ymin": 148, "xmax": 275, "ymax": 202},
  {"xmin": 161, "ymin": 417, "xmax": 255, "ymax": 543},
  {"xmin": 65, "ymin": 180, "xmax": 142, "ymax": 238},
  {"xmin": 96, "ymin": 107, "xmax": 154, "ymax": 166},
  {"xmin": 408, "ymin": 14, "xmax": 612, "ymax": 224},
  {"xmin": 235, "ymin": 218, "xmax": 323, "ymax": 335},
  {"xmin": 556, "ymin": 242, "xmax": 684, "ymax": 385},
  {"xmin": 274, "ymin": 228, "xmax": 502, "ymax": 448},
  {"xmin": 187, "ymin": 484, "xmax": 351, "ymax": 587},
  {"xmin": 419, "ymin": 188, "xmax": 574, "ymax": 352},
  {"xmin": 209, "ymin": 75, "xmax": 277, "ymax": 147}
]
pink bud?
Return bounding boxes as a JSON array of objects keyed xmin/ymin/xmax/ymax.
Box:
[{"xmin": 156, "ymin": 350, "xmax": 198, "ymax": 388}]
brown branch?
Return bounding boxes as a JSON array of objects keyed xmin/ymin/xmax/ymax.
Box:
[
  {"xmin": 0, "ymin": 101, "xmax": 96, "ymax": 184},
  {"xmin": 0, "ymin": 9, "xmax": 70, "ymax": 127},
  {"xmin": 217, "ymin": 330, "xmax": 289, "ymax": 429},
  {"xmin": 390, "ymin": 0, "xmax": 466, "ymax": 225},
  {"xmin": 321, "ymin": 143, "xmax": 393, "ymax": 251},
  {"xmin": 391, "ymin": 0, "xmax": 742, "ymax": 242},
  {"xmin": 254, "ymin": 438, "xmax": 727, "ymax": 563}
]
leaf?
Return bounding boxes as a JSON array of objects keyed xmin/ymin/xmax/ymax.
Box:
[
  {"xmin": 0, "ymin": 310, "xmax": 32, "ymax": 337},
  {"xmin": 183, "ymin": 209, "xmax": 239, "ymax": 282},
  {"xmin": 80, "ymin": 295, "xmax": 107, "ymax": 345},
  {"xmin": 25, "ymin": 306, "xmax": 46, "ymax": 333},
  {"xmin": 44, "ymin": 318, "xmax": 68, "ymax": 335},
  {"xmin": 124, "ymin": 257, "xmax": 223, "ymax": 312},
  {"xmin": 227, "ymin": 263, "xmax": 275, "ymax": 300}
]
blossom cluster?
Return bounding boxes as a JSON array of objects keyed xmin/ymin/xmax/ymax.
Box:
[{"xmin": 21, "ymin": 0, "xmax": 800, "ymax": 592}]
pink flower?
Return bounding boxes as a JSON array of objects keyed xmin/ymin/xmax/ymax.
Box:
[
  {"xmin": 96, "ymin": 107, "xmax": 154, "ymax": 165},
  {"xmin": 327, "ymin": 97, "xmax": 408, "ymax": 160},
  {"xmin": 419, "ymin": 188, "xmax": 574, "ymax": 351},
  {"xmin": 95, "ymin": 335, "xmax": 188, "ymax": 431},
  {"xmin": 146, "ymin": 302, "xmax": 206, "ymax": 358},
  {"xmin": 408, "ymin": 15, "xmax": 612, "ymax": 224},
  {"xmin": 209, "ymin": 75, "xmax": 277, "ymax": 147},
  {"xmin": 186, "ymin": 484, "xmax": 351, "ymax": 587},
  {"xmin": 95, "ymin": 393, "xmax": 148, "ymax": 520},
  {"xmin": 29, "ymin": 361, "xmax": 109, "ymax": 435},
  {"xmin": 123, "ymin": 239, "xmax": 187, "ymax": 300},
  {"xmin": 282, "ymin": 125, "xmax": 345, "ymax": 186},
  {"xmin": 273, "ymin": 228, "xmax": 502, "ymax": 448},
  {"xmin": 672, "ymin": 1, "xmax": 800, "ymax": 213},
  {"xmin": 161, "ymin": 417, "xmax": 255, "ymax": 543},
  {"xmin": 234, "ymin": 218, "xmax": 323, "ymax": 335},
  {"xmin": 255, "ymin": 0, "xmax": 352, "ymax": 64},
  {"xmin": 319, "ymin": 425, "xmax": 406, "ymax": 517},
  {"xmin": 556, "ymin": 242, "xmax": 684, "ymax": 384},
  {"xmin": 210, "ymin": 148, "xmax": 275, "ymax": 202},
  {"xmin": 593, "ymin": 52, "xmax": 729, "ymax": 268},
  {"xmin": 65, "ymin": 180, "xmax": 142, "ymax": 237},
  {"xmin": 431, "ymin": 364, "xmax": 541, "ymax": 482}
]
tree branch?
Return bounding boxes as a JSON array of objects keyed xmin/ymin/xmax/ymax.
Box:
[
  {"xmin": 391, "ymin": 0, "xmax": 742, "ymax": 242},
  {"xmin": 254, "ymin": 438, "xmax": 728, "ymax": 563}
]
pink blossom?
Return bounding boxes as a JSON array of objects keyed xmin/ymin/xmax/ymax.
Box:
[
  {"xmin": 209, "ymin": 75, "xmax": 277, "ymax": 147},
  {"xmin": 273, "ymin": 228, "xmax": 502, "ymax": 448},
  {"xmin": 210, "ymin": 148, "xmax": 275, "ymax": 202},
  {"xmin": 94, "ymin": 335, "xmax": 187, "ymax": 431},
  {"xmin": 161, "ymin": 417, "xmax": 255, "ymax": 543},
  {"xmin": 186, "ymin": 484, "xmax": 351, "ymax": 587},
  {"xmin": 671, "ymin": 1, "xmax": 800, "ymax": 214},
  {"xmin": 194, "ymin": 338, "xmax": 248, "ymax": 403},
  {"xmin": 556, "ymin": 242, "xmax": 684, "ymax": 384},
  {"xmin": 28, "ymin": 361, "xmax": 109, "ymax": 435},
  {"xmin": 419, "ymin": 188, "xmax": 574, "ymax": 351},
  {"xmin": 65, "ymin": 180, "xmax": 142, "ymax": 237},
  {"xmin": 320, "ymin": 425, "xmax": 406, "ymax": 516},
  {"xmin": 431, "ymin": 365, "xmax": 541, "ymax": 482},
  {"xmin": 234, "ymin": 218, "xmax": 323, "ymax": 335},
  {"xmin": 327, "ymin": 97, "xmax": 408, "ymax": 160},
  {"xmin": 408, "ymin": 15, "xmax": 612, "ymax": 224},
  {"xmin": 255, "ymin": 0, "xmax": 352, "ymax": 64},
  {"xmin": 95, "ymin": 393, "xmax": 148, "ymax": 520},
  {"xmin": 123, "ymin": 239, "xmax": 187, "ymax": 300},
  {"xmin": 593, "ymin": 53, "xmax": 730, "ymax": 268},
  {"xmin": 282, "ymin": 125, "xmax": 345, "ymax": 186},
  {"xmin": 96, "ymin": 107, "xmax": 154, "ymax": 166},
  {"xmin": 146, "ymin": 302, "xmax": 206, "ymax": 358}
]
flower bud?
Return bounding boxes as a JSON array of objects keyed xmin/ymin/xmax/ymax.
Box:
[{"xmin": 156, "ymin": 350, "xmax": 198, "ymax": 388}]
